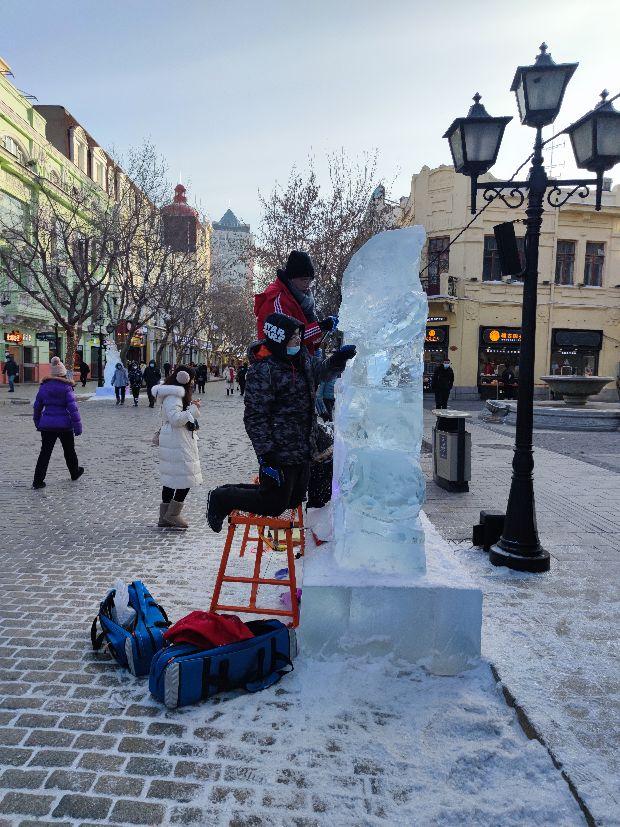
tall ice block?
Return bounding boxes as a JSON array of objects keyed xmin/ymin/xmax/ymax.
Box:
[{"xmin": 300, "ymin": 227, "xmax": 482, "ymax": 674}]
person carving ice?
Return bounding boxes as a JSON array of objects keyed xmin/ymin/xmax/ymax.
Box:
[
  {"xmin": 254, "ymin": 250, "xmax": 338, "ymax": 356},
  {"xmin": 206, "ymin": 312, "xmax": 356, "ymax": 532}
]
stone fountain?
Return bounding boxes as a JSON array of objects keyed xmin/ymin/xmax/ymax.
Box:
[
  {"xmin": 505, "ymin": 375, "xmax": 619, "ymax": 431},
  {"xmin": 540, "ymin": 375, "xmax": 614, "ymax": 406}
]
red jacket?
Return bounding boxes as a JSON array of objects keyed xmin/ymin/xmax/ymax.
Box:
[{"xmin": 254, "ymin": 277, "xmax": 323, "ymax": 355}]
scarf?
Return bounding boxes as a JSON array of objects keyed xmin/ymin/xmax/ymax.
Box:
[{"xmin": 288, "ymin": 281, "xmax": 317, "ymax": 323}]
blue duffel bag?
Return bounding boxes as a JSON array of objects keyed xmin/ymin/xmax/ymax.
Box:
[
  {"xmin": 90, "ymin": 581, "xmax": 171, "ymax": 677},
  {"xmin": 149, "ymin": 618, "xmax": 297, "ymax": 708}
]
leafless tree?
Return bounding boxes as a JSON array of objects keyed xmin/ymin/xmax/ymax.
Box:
[
  {"xmin": 253, "ymin": 152, "xmax": 395, "ymax": 316},
  {"xmin": 111, "ymin": 143, "xmax": 206, "ymax": 363},
  {"xmin": 0, "ymin": 174, "xmax": 121, "ymax": 376}
]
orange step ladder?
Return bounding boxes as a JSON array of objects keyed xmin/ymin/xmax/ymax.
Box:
[
  {"xmin": 239, "ymin": 504, "xmax": 305, "ymax": 558},
  {"xmin": 210, "ymin": 509, "xmax": 301, "ymax": 627}
]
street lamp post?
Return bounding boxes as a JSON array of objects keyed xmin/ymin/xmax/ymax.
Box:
[{"xmin": 444, "ymin": 44, "xmax": 620, "ymax": 573}]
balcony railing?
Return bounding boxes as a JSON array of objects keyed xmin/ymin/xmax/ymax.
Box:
[{"xmin": 420, "ymin": 273, "xmax": 458, "ymax": 298}]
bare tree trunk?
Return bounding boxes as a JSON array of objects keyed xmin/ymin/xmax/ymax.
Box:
[{"xmin": 64, "ymin": 325, "xmax": 78, "ymax": 380}]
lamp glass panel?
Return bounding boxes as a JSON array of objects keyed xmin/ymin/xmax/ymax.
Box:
[
  {"xmin": 449, "ymin": 128, "xmax": 464, "ymax": 169},
  {"xmin": 571, "ymin": 119, "xmax": 594, "ymax": 166},
  {"xmin": 524, "ymin": 68, "xmax": 566, "ymax": 113},
  {"xmin": 516, "ymin": 79, "xmax": 527, "ymax": 122},
  {"xmin": 463, "ymin": 121, "xmax": 502, "ymax": 163},
  {"xmin": 596, "ymin": 115, "xmax": 620, "ymax": 158}
]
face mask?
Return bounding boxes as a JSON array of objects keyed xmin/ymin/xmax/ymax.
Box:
[
  {"xmin": 286, "ymin": 346, "xmax": 300, "ymax": 356},
  {"xmin": 443, "ymin": 363, "xmax": 450, "ymax": 368}
]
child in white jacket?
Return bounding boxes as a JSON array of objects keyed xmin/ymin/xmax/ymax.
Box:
[{"xmin": 154, "ymin": 367, "xmax": 202, "ymax": 529}]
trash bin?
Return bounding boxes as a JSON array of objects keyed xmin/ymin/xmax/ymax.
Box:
[{"xmin": 432, "ymin": 410, "xmax": 472, "ymax": 492}]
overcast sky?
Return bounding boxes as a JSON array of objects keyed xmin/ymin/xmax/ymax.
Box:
[{"xmin": 2, "ymin": 0, "xmax": 619, "ymax": 230}]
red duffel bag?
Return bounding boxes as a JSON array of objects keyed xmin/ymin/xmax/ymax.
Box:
[{"xmin": 163, "ymin": 611, "xmax": 254, "ymax": 649}]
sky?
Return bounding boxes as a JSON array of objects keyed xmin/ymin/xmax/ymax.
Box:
[{"xmin": 2, "ymin": 0, "xmax": 619, "ymax": 231}]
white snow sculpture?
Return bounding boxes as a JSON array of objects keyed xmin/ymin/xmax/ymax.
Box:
[
  {"xmin": 300, "ymin": 227, "xmax": 482, "ymax": 674},
  {"xmin": 94, "ymin": 339, "xmax": 121, "ymax": 397},
  {"xmin": 332, "ymin": 226, "xmax": 427, "ymax": 575}
]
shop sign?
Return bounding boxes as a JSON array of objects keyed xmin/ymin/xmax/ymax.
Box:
[
  {"xmin": 5, "ymin": 329, "xmax": 23, "ymax": 344},
  {"xmin": 130, "ymin": 335, "xmax": 144, "ymax": 347},
  {"xmin": 553, "ymin": 329, "xmax": 602, "ymax": 349},
  {"xmin": 482, "ymin": 327, "xmax": 522, "ymax": 345},
  {"xmin": 36, "ymin": 331, "xmax": 57, "ymax": 342},
  {"xmin": 425, "ymin": 327, "xmax": 447, "ymax": 344},
  {"xmin": 427, "ymin": 316, "xmax": 447, "ymax": 323}
]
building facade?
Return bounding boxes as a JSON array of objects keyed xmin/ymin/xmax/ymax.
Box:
[
  {"xmin": 0, "ymin": 59, "xmax": 119, "ymax": 383},
  {"xmin": 401, "ymin": 165, "xmax": 620, "ymax": 400},
  {"xmin": 210, "ymin": 208, "xmax": 254, "ymax": 290}
]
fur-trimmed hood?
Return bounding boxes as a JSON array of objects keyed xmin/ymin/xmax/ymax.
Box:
[{"xmin": 40, "ymin": 376, "xmax": 75, "ymax": 387}]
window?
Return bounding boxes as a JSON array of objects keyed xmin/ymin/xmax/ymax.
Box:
[
  {"xmin": 0, "ymin": 191, "xmax": 28, "ymax": 231},
  {"xmin": 483, "ymin": 236, "xmax": 502, "ymax": 281},
  {"xmin": 77, "ymin": 143, "xmax": 86, "ymax": 172},
  {"xmin": 483, "ymin": 235, "xmax": 526, "ymax": 281},
  {"xmin": 426, "ymin": 236, "xmax": 449, "ymax": 296},
  {"xmin": 555, "ymin": 240, "xmax": 575, "ymax": 285},
  {"xmin": 584, "ymin": 242, "xmax": 604, "ymax": 287},
  {"xmin": 95, "ymin": 162, "xmax": 105, "ymax": 187},
  {"xmin": 2, "ymin": 135, "xmax": 25, "ymax": 164}
]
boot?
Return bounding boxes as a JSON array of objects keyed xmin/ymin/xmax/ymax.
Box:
[
  {"xmin": 158, "ymin": 502, "xmax": 172, "ymax": 527},
  {"xmin": 166, "ymin": 500, "xmax": 188, "ymax": 530}
]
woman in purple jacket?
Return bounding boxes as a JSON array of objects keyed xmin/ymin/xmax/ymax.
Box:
[{"xmin": 32, "ymin": 357, "xmax": 84, "ymax": 490}]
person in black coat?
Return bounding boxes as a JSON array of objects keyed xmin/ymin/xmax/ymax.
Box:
[
  {"xmin": 236, "ymin": 362, "xmax": 248, "ymax": 396},
  {"xmin": 196, "ymin": 363, "xmax": 209, "ymax": 394},
  {"xmin": 432, "ymin": 360, "xmax": 455, "ymax": 409},
  {"xmin": 79, "ymin": 360, "xmax": 90, "ymax": 387},
  {"xmin": 143, "ymin": 360, "xmax": 162, "ymax": 408},
  {"xmin": 501, "ymin": 365, "xmax": 517, "ymax": 400},
  {"xmin": 206, "ymin": 313, "xmax": 356, "ymax": 532}
]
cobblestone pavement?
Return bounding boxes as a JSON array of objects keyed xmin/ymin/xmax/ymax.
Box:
[
  {"xmin": 422, "ymin": 408, "xmax": 620, "ymax": 825},
  {"xmin": 0, "ymin": 383, "xmax": 585, "ymax": 826}
]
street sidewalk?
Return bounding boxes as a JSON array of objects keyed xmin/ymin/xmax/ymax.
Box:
[
  {"xmin": 422, "ymin": 408, "xmax": 620, "ymax": 825},
  {"xmin": 0, "ymin": 385, "xmax": 586, "ymax": 826}
]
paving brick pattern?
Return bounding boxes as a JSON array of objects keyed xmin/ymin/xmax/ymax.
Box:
[{"xmin": 0, "ymin": 384, "xmax": 586, "ymax": 825}]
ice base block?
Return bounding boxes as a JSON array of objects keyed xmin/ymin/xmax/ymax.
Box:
[
  {"xmin": 299, "ymin": 512, "xmax": 482, "ymax": 676},
  {"xmin": 92, "ymin": 386, "xmax": 116, "ymax": 400}
]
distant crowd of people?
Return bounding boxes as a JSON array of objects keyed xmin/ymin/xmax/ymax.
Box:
[{"xmin": 27, "ymin": 249, "xmax": 355, "ymax": 534}]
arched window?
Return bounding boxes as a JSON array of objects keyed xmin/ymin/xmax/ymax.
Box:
[{"xmin": 2, "ymin": 135, "xmax": 25, "ymax": 164}]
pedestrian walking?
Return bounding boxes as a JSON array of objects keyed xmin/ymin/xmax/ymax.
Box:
[
  {"xmin": 32, "ymin": 356, "xmax": 83, "ymax": 489},
  {"xmin": 432, "ymin": 359, "xmax": 454, "ymax": 409},
  {"xmin": 143, "ymin": 360, "xmax": 161, "ymax": 407},
  {"xmin": 128, "ymin": 361, "xmax": 143, "ymax": 406},
  {"xmin": 111, "ymin": 362, "xmax": 129, "ymax": 405},
  {"xmin": 163, "ymin": 362, "xmax": 171, "ymax": 379},
  {"xmin": 153, "ymin": 366, "xmax": 202, "ymax": 530},
  {"xmin": 196, "ymin": 363, "xmax": 208, "ymax": 394},
  {"xmin": 501, "ymin": 365, "xmax": 517, "ymax": 400},
  {"xmin": 236, "ymin": 362, "xmax": 248, "ymax": 396},
  {"xmin": 254, "ymin": 250, "xmax": 338, "ymax": 356},
  {"xmin": 206, "ymin": 313, "xmax": 356, "ymax": 532},
  {"xmin": 225, "ymin": 364, "xmax": 235, "ymax": 396},
  {"xmin": 79, "ymin": 359, "xmax": 90, "ymax": 387},
  {"xmin": 2, "ymin": 352, "xmax": 19, "ymax": 392}
]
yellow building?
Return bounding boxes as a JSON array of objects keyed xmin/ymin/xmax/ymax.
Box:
[{"xmin": 401, "ymin": 165, "xmax": 620, "ymax": 400}]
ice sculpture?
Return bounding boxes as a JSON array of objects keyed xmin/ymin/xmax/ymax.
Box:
[
  {"xmin": 332, "ymin": 226, "xmax": 427, "ymax": 576},
  {"xmin": 300, "ymin": 227, "xmax": 483, "ymax": 674}
]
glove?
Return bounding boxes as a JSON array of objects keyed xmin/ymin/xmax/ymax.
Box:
[
  {"xmin": 318, "ymin": 315, "xmax": 339, "ymax": 333},
  {"xmin": 258, "ymin": 457, "xmax": 283, "ymax": 486},
  {"xmin": 335, "ymin": 344, "xmax": 356, "ymax": 362}
]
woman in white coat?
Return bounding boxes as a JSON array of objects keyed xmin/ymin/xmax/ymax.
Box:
[{"xmin": 153, "ymin": 366, "xmax": 202, "ymax": 529}]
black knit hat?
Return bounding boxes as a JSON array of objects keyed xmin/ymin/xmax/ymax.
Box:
[
  {"xmin": 262, "ymin": 313, "xmax": 304, "ymax": 359},
  {"xmin": 277, "ymin": 250, "xmax": 315, "ymax": 282}
]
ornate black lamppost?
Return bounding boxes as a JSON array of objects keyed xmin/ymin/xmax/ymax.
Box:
[{"xmin": 444, "ymin": 44, "xmax": 620, "ymax": 573}]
